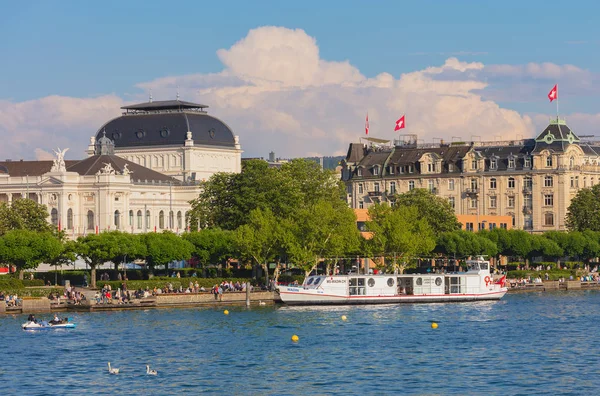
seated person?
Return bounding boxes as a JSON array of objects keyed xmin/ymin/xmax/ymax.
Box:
[
  {"xmin": 50, "ymin": 314, "xmax": 62, "ymax": 324},
  {"xmin": 27, "ymin": 314, "xmax": 37, "ymax": 323}
]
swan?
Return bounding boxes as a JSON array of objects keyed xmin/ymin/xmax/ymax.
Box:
[
  {"xmin": 146, "ymin": 365, "xmax": 158, "ymax": 375},
  {"xmin": 108, "ymin": 362, "xmax": 119, "ymax": 375},
  {"xmin": 259, "ymin": 301, "xmax": 266, "ymax": 306}
]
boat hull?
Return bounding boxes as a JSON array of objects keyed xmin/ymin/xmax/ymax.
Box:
[
  {"xmin": 22, "ymin": 322, "xmax": 77, "ymax": 330},
  {"xmin": 277, "ymin": 288, "xmax": 506, "ymax": 305}
]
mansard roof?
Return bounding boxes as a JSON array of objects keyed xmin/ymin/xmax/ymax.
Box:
[{"xmin": 533, "ymin": 118, "xmax": 580, "ymax": 153}]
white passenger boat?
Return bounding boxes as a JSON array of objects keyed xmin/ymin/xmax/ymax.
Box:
[{"xmin": 276, "ymin": 257, "xmax": 507, "ymax": 305}]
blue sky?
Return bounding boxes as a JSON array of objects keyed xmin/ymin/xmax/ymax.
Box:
[{"xmin": 1, "ymin": 0, "xmax": 599, "ymax": 159}]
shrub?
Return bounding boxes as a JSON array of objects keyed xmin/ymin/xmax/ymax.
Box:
[{"xmin": 95, "ymin": 277, "xmax": 254, "ymax": 291}]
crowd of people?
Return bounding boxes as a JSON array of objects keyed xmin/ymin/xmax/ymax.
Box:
[{"xmin": 1, "ymin": 291, "xmax": 21, "ymax": 307}]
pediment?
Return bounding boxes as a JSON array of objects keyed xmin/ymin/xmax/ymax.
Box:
[{"xmin": 38, "ymin": 177, "xmax": 64, "ymax": 186}]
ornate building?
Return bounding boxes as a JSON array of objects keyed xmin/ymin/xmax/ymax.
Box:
[
  {"xmin": 90, "ymin": 99, "xmax": 242, "ymax": 182},
  {"xmin": 341, "ymin": 119, "xmax": 600, "ymax": 233},
  {"xmin": 0, "ymin": 99, "xmax": 242, "ymax": 237}
]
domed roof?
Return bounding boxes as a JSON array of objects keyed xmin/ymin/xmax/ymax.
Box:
[
  {"xmin": 0, "ymin": 164, "xmax": 9, "ymax": 175},
  {"xmin": 96, "ymin": 100, "xmax": 236, "ymax": 149}
]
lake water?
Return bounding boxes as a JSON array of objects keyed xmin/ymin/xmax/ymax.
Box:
[{"xmin": 1, "ymin": 291, "xmax": 599, "ymax": 395}]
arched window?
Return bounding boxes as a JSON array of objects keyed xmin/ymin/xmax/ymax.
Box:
[
  {"xmin": 159, "ymin": 210, "xmax": 165, "ymax": 229},
  {"xmin": 87, "ymin": 210, "xmax": 95, "ymax": 230},
  {"xmin": 169, "ymin": 211, "xmax": 174, "ymax": 229},
  {"xmin": 146, "ymin": 210, "xmax": 151, "ymax": 229},
  {"xmin": 177, "ymin": 211, "xmax": 182, "ymax": 229},
  {"xmin": 114, "ymin": 210, "xmax": 120, "ymax": 229},
  {"xmin": 546, "ymin": 155, "xmax": 553, "ymax": 167},
  {"xmin": 51, "ymin": 208, "xmax": 58, "ymax": 226},
  {"xmin": 129, "ymin": 210, "xmax": 134, "ymax": 227},
  {"xmin": 67, "ymin": 208, "xmax": 73, "ymax": 230},
  {"xmin": 137, "ymin": 210, "xmax": 142, "ymax": 229}
]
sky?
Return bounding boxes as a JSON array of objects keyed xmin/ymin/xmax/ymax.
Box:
[{"xmin": 1, "ymin": 0, "xmax": 600, "ymax": 160}]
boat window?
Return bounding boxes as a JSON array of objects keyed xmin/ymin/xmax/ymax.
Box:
[
  {"xmin": 349, "ymin": 278, "xmax": 357, "ymax": 286},
  {"xmin": 435, "ymin": 277, "xmax": 442, "ymax": 286},
  {"xmin": 368, "ymin": 278, "xmax": 375, "ymax": 287},
  {"xmin": 387, "ymin": 278, "xmax": 394, "ymax": 287},
  {"xmin": 358, "ymin": 278, "xmax": 365, "ymax": 287},
  {"xmin": 480, "ymin": 263, "xmax": 488, "ymax": 270},
  {"xmin": 313, "ymin": 277, "xmax": 322, "ymax": 286},
  {"xmin": 306, "ymin": 277, "xmax": 314, "ymax": 285},
  {"xmin": 416, "ymin": 278, "xmax": 423, "ymax": 286}
]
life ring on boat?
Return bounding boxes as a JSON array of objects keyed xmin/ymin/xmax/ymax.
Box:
[{"xmin": 484, "ymin": 276, "xmax": 492, "ymax": 286}]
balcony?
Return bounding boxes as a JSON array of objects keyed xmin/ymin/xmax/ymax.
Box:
[
  {"xmin": 428, "ymin": 187, "xmax": 438, "ymax": 195},
  {"xmin": 465, "ymin": 188, "xmax": 479, "ymax": 196},
  {"xmin": 522, "ymin": 186, "xmax": 532, "ymax": 194},
  {"xmin": 523, "ymin": 206, "xmax": 533, "ymax": 215},
  {"xmin": 368, "ymin": 191, "xmax": 383, "ymax": 197}
]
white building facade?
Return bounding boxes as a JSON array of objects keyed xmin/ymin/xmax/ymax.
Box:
[{"xmin": 0, "ymin": 99, "xmax": 243, "ymax": 237}]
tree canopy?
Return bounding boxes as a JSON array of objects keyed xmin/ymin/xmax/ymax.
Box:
[
  {"xmin": 141, "ymin": 232, "xmax": 194, "ymax": 274},
  {"xmin": 0, "ymin": 199, "xmax": 53, "ymax": 235},
  {"xmin": 366, "ymin": 204, "xmax": 435, "ymax": 273},
  {"xmin": 187, "ymin": 159, "xmax": 346, "ymax": 231},
  {"xmin": 393, "ymin": 188, "xmax": 462, "ymax": 233},
  {"xmin": 0, "ymin": 230, "xmax": 62, "ymax": 278},
  {"xmin": 566, "ymin": 185, "xmax": 600, "ymax": 231}
]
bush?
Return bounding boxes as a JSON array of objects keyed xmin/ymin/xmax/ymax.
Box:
[
  {"xmin": 507, "ymin": 269, "xmax": 575, "ymax": 281},
  {"xmin": 95, "ymin": 277, "xmax": 254, "ymax": 291},
  {"xmin": 22, "ymin": 279, "xmax": 45, "ymax": 287},
  {"xmin": 0, "ymin": 278, "xmax": 24, "ymax": 290}
]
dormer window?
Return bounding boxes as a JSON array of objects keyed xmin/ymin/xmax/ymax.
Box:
[
  {"xmin": 388, "ymin": 166, "xmax": 394, "ymax": 175},
  {"xmin": 471, "ymin": 159, "xmax": 478, "ymax": 170},
  {"xmin": 546, "ymin": 156, "xmax": 553, "ymax": 167},
  {"xmin": 408, "ymin": 165, "xmax": 414, "ymax": 173},
  {"xmin": 490, "ymin": 158, "xmax": 497, "ymax": 170},
  {"xmin": 524, "ymin": 157, "xmax": 531, "ymax": 168},
  {"xmin": 357, "ymin": 168, "xmax": 363, "ymax": 177},
  {"xmin": 373, "ymin": 166, "xmax": 379, "ymax": 176},
  {"xmin": 508, "ymin": 157, "xmax": 515, "ymax": 169},
  {"xmin": 428, "ymin": 163, "xmax": 433, "ymax": 172},
  {"xmin": 448, "ymin": 163, "xmax": 454, "ymax": 172},
  {"xmin": 570, "ymin": 157, "xmax": 575, "ymax": 168}
]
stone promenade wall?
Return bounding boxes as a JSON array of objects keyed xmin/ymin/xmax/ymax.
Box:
[{"xmin": 155, "ymin": 291, "xmax": 274, "ymax": 306}]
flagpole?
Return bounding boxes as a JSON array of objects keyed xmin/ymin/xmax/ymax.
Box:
[{"xmin": 556, "ymin": 84, "xmax": 559, "ymax": 121}]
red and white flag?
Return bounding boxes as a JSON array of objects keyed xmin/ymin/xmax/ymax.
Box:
[
  {"xmin": 365, "ymin": 113, "xmax": 369, "ymax": 135},
  {"xmin": 548, "ymin": 84, "xmax": 558, "ymax": 102},
  {"xmin": 394, "ymin": 115, "xmax": 406, "ymax": 131}
]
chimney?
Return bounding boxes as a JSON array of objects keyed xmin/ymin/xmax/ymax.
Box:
[{"xmin": 269, "ymin": 151, "xmax": 275, "ymax": 162}]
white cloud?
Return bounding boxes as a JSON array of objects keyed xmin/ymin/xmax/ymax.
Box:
[
  {"xmin": 0, "ymin": 95, "xmax": 122, "ymax": 160},
  {"xmin": 3, "ymin": 26, "xmax": 600, "ymax": 161}
]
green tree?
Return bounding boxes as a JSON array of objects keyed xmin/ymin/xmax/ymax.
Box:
[
  {"xmin": 366, "ymin": 204, "xmax": 435, "ymax": 273},
  {"xmin": 104, "ymin": 231, "xmax": 147, "ymax": 274},
  {"xmin": 393, "ymin": 188, "xmax": 461, "ymax": 233},
  {"xmin": 183, "ymin": 228, "xmax": 237, "ymax": 270},
  {"xmin": 142, "ymin": 232, "xmax": 194, "ymax": 275},
  {"xmin": 47, "ymin": 237, "xmax": 78, "ymax": 285},
  {"xmin": 435, "ymin": 230, "xmax": 498, "ymax": 258},
  {"xmin": 76, "ymin": 232, "xmax": 119, "ymax": 288},
  {"xmin": 187, "ymin": 160, "xmax": 282, "ymax": 230},
  {"xmin": 235, "ymin": 208, "xmax": 282, "ymax": 285},
  {"xmin": 0, "ymin": 230, "xmax": 62, "ymax": 279},
  {"xmin": 0, "ymin": 199, "xmax": 53, "ymax": 235},
  {"xmin": 187, "ymin": 158, "xmax": 346, "ymax": 231},
  {"xmin": 284, "ymin": 199, "xmax": 360, "ymax": 278},
  {"xmin": 566, "ymin": 185, "xmax": 600, "ymax": 231}
]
